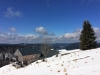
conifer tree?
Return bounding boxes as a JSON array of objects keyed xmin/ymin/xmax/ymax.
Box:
[{"xmin": 79, "ymin": 20, "xmax": 97, "ymax": 50}]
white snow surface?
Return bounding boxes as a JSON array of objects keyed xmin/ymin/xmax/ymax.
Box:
[{"xmin": 0, "ymin": 48, "xmax": 100, "ymax": 75}]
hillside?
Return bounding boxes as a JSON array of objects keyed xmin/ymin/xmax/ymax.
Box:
[
  {"xmin": 51, "ymin": 43, "xmax": 100, "ymax": 50},
  {"xmin": 0, "ymin": 48, "xmax": 100, "ymax": 75},
  {"xmin": 0, "ymin": 43, "xmax": 100, "ymax": 52}
]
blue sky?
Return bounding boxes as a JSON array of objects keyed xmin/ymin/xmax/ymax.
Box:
[{"xmin": 0, "ymin": 0, "xmax": 100, "ymax": 43}]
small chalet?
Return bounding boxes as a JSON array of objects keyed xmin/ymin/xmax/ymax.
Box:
[{"xmin": 14, "ymin": 47, "xmax": 40, "ymax": 65}]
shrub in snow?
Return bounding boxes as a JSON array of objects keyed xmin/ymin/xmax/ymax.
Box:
[
  {"xmin": 64, "ymin": 73, "xmax": 68, "ymax": 75},
  {"xmin": 74, "ymin": 59, "xmax": 77, "ymax": 63},
  {"xmin": 56, "ymin": 54, "xmax": 58, "ymax": 57},
  {"xmin": 36, "ymin": 61, "xmax": 39, "ymax": 64},
  {"xmin": 92, "ymin": 58, "xmax": 94, "ymax": 60},
  {"xmin": 57, "ymin": 69, "xmax": 61, "ymax": 72},
  {"xmin": 50, "ymin": 69, "xmax": 52, "ymax": 71},
  {"xmin": 36, "ymin": 61, "xmax": 39, "ymax": 66},
  {"xmin": 56, "ymin": 64, "xmax": 58, "ymax": 65},
  {"xmin": 63, "ymin": 68, "xmax": 67, "ymax": 72},
  {"xmin": 61, "ymin": 64, "xmax": 64, "ymax": 66},
  {"xmin": 68, "ymin": 65, "xmax": 70, "ymax": 68}
]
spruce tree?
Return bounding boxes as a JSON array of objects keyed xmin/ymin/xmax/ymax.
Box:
[{"xmin": 79, "ymin": 20, "xmax": 97, "ymax": 50}]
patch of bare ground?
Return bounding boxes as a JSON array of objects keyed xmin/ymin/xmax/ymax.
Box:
[
  {"xmin": 84, "ymin": 62, "xmax": 87, "ymax": 64},
  {"xmin": 50, "ymin": 69, "xmax": 52, "ymax": 71},
  {"xmin": 57, "ymin": 69, "xmax": 61, "ymax": 72},
  {"xmin": 64, "ymin": 73, "xmax": 68, "ymax": 75},
  {"xmin": 63, "ymin": 68, "xmax": 67, "ymax": 72},
  {"xmin": 92, "ymin": 58, "xmax": 94, "ymax": 60},
  {"xmin": 61, "ymin": 64, "xmax": 64, "ymax": 66}
]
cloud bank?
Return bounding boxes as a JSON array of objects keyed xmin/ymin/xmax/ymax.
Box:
[{"xmin": 0, "ymin": 27, "xmax": 100, "ymax": 44}]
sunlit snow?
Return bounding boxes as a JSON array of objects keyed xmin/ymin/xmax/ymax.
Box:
[{"xmin": 0, "ymin": 48, "xmax": 100, "ymax": 75}]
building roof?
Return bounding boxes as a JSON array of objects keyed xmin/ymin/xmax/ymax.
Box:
[{"xmin": 18, "ymin": 47, "xmax": 40, "ymax": 56}]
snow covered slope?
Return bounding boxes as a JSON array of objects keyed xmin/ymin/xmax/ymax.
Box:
[{"xmin": 0, "ymin": 48, "xmax": 100, "ymax": 75}]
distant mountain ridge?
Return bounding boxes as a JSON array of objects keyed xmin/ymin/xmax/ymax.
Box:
[
  {"xmin": 0, "ymin": 42, "xmax": 100, "ymax": 51},
  {"xmin": 51, "ymin": 42, "xmax": 100, "ymax": 50}
]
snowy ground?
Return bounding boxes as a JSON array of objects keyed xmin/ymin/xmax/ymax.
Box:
[{"xmin": 0, "ymin": 48, "xmax": 100, "ymax": 75}]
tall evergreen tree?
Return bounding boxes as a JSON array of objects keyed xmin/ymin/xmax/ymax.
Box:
[{"xmin": 79, "ymin": 20, "xmax": 97, "ymax": 50}]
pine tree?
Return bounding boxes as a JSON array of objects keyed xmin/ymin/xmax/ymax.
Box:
[{"xmin": 79, "ymin": 20, "xmax": 97, "ymax": 50}]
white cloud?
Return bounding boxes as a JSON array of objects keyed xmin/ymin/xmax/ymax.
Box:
[
  {"xmin": 61, "ymin": 28, "xmax": 100, "ymax": 41},
  {"xmin": 63, "ymin": 29, "xmax": 81, "ymax": 40},
  {"xmin": 0, "ymin": 27, "xmax": 100, "ymax": 44},
  {"xmin": 94, "ymin": 28, "xmax": 100, "ymax": 40},
  {"xmin": 5, "ymin": 7, "xmax": 23, "ymax": 18},
  {"xmin": 35, "ymin": 26, "xmax": 48, "ymax": 35},
  {"xmin": 0, "ymin": 31, "xmax": 8, "ymax": 36},
  {"xmin": 25, "ymin": 34, "xmax": 38, "ymax": 40},
  {"xmin": 9, "ymin": 27, "xmax": 17, "ymax": 32}
]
